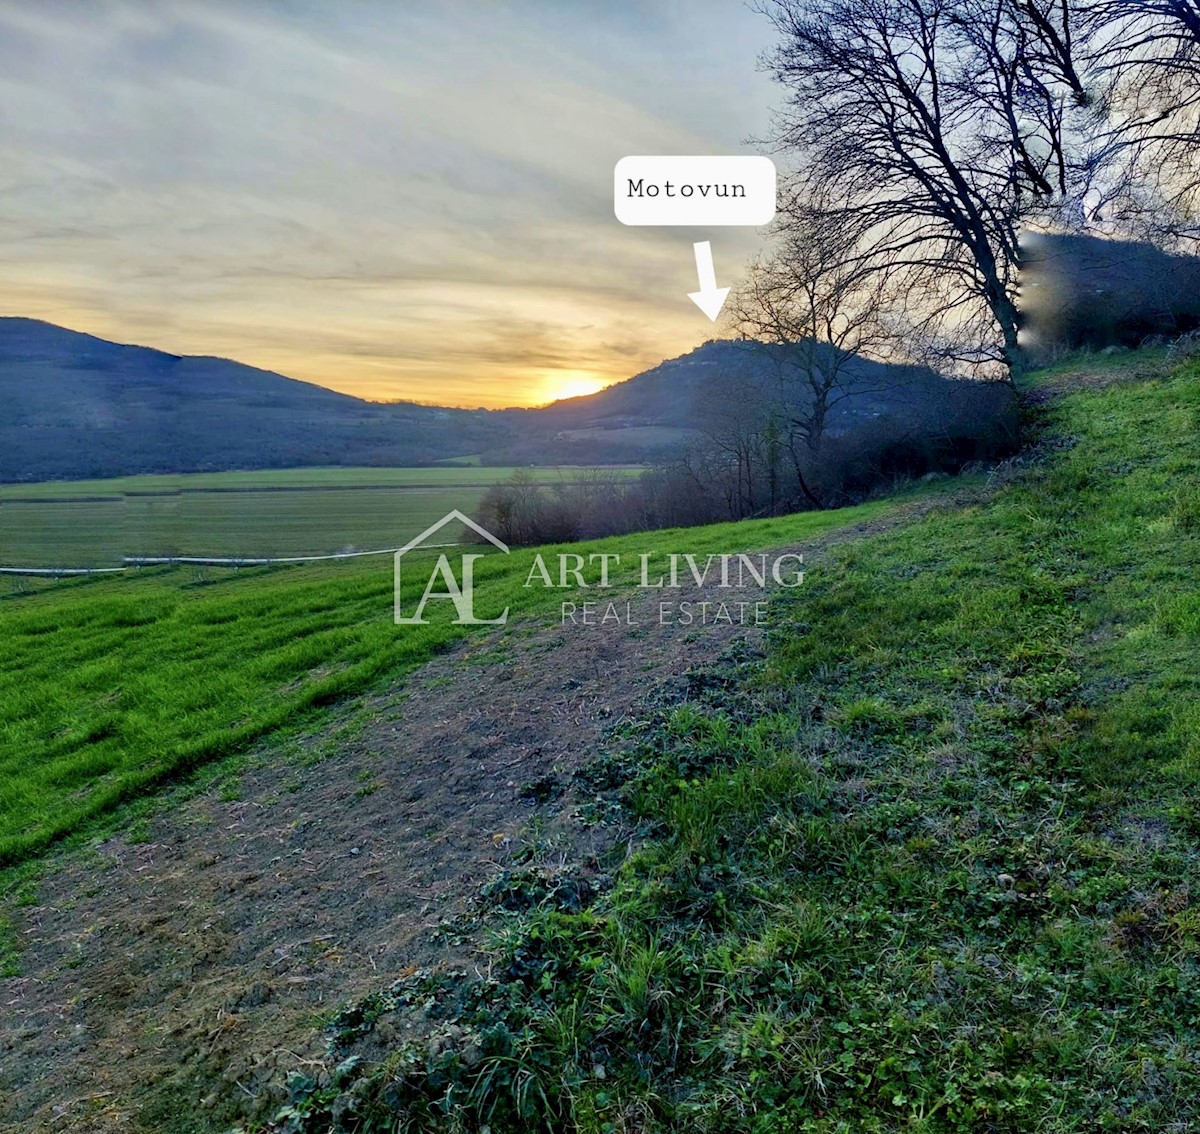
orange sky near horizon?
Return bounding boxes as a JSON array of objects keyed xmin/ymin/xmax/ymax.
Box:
[
  {"xmin": 0, "ymin": 275, "xmax": 726, "ymax": 409},
  {"xmin": 0, "ymin": 2, "xmax": 778, "ymax": 409}
]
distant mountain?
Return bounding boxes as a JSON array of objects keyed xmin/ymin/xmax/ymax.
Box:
[
  {"xmin": 1020, "ymin": 233, "xmax": 1200, "ymax": 352},
  {"xmin": 524, "ymin": 338, "xmax": 926, "ymax": 428},
  {"xmin": 0, "ymin": 320, "xmax": 1014, "ymax": 482},
  {"xmin": 498, "ymin": 339, "xmax": 1016, "ymax": 466},
  {"xmin": 0, "ymin": 318, "xmax": 502, "ymax": 482}
]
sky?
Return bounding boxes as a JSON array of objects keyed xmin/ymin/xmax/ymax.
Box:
[{"xmin": 0, "ymin": 1, "xmax": 780, "ymax": 408}]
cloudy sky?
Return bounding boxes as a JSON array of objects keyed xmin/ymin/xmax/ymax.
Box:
[{"xmin": 0, "ymin": 1, "xmax": 778, "ymax": 407}]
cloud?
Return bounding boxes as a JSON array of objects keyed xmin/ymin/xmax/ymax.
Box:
[{"xmin": 0, "ymin": 0, "xmax": 778, "ymax": 406}]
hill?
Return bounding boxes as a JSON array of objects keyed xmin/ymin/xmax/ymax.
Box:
[
  {"xmin": 0, "ymin": 318, "xmax": 502, "ymax": 482},
  {"xmin": 1021, "ymin": 233, "xmax": 1200, "ymax": 352},
  {"xmin": 499, "ymin": 339, "xmax": 1016, "ymax": 465},
  {"xmin": 0, "ymin": 320, "xmax": 1016, "ymax": 481}
]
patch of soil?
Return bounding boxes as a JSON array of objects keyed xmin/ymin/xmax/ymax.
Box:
[
  {"xmin": 1020, "ymin": 358, "xmax": 1169, "ymax": 405},
  {"xmin": 0, "ymin": 500, "xmax": 960, "ymax": 1132}
]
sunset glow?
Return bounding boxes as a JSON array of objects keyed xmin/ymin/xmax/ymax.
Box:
[
  {"xmin": 0, "ymin": 2, "xmax": 775, "ymax": 408},
  {"xmin": 544, "ymin": 372, "xmax": 609, "ymax": 403}
]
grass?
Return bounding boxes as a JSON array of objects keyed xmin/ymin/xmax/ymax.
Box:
[
  {"xmin": 0, "ymin": 491, "xmax": 912, "ymax": 867},
  {"xmin": 0, "ymin": 465, "xmax": 645, "ymax": 567},
  {"xmin": 0, "ymin": 464, "xmax": 645, "ymax": 497},
  {"xmin": 266, "ymin": 354, "xmax": 1200, "ymax": 1132}
]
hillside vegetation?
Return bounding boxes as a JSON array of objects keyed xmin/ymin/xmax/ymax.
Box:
[
  {"xmin": 267, "ymin": 352, "xmax": 1200, "ymax": 1132},
  {"xmin": 0, "ymin": 498, "xmax": 906, "ymax": 867}
]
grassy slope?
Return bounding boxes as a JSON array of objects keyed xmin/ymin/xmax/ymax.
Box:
[
  {"xmin": 0, "ymin": 494, "xmax": 914, "ymax": 867},
  {"xmin": 278, "ymin": 355, "xmax": 1200, "ymax": 1132}
]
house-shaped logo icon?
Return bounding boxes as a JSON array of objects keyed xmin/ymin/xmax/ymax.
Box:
[{"xmin": 394, "ymin": 510, "xmax": 510, "ymax": 626}]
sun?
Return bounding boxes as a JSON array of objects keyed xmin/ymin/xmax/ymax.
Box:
[{"xmin": 545, "ymin": 372, "xmax": 607, "ymax": 402}]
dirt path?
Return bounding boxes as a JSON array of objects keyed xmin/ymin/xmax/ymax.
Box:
[{"xmin": 0, "ymin": 501, "xmax": 957, "ymax": 1133}]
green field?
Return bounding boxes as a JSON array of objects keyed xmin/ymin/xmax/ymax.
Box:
[
  {"xmin": 0, "ymin": 465, "xmax": 643, "ymax": 567},
  {"xmin": 0, "ymin": 495, "xmax": 904, "ymax": 866}
]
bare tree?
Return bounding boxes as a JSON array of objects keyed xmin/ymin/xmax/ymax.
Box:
[
  {"xmin": 694, "ymin": 364, "xmax": 774, "ymax": 519},
  {"xmin": 759, "ymin": 0, "xmax": 1051, "ymax": 373},
  {"xmin": 1083, "ymin": 0, "xmax": 1200, "ymax": 245},
  {"xmin": 729, "ymin": 196, "xmax": 896, "ymax": 506},
  {"xmin": 755, "ymin": 0, "xmax": 1161, "ymax": 372},
  {"xmin": 951, "ymin": 0, "xmax": 1101, "ymax": 221}
]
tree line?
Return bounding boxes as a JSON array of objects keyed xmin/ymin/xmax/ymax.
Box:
[{"xmin": 471, "ymin": 366, "xmax": 1017, "ymax": 544}]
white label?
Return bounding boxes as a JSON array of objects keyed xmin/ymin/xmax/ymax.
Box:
[{"xmin": 614, "ymin": 155, "xmax": 777, "ymax": 226}]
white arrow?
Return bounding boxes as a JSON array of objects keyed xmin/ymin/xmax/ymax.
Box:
[{"xmin": 687, "ymin": 240, "xmax": 730, "ymax": 322}]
